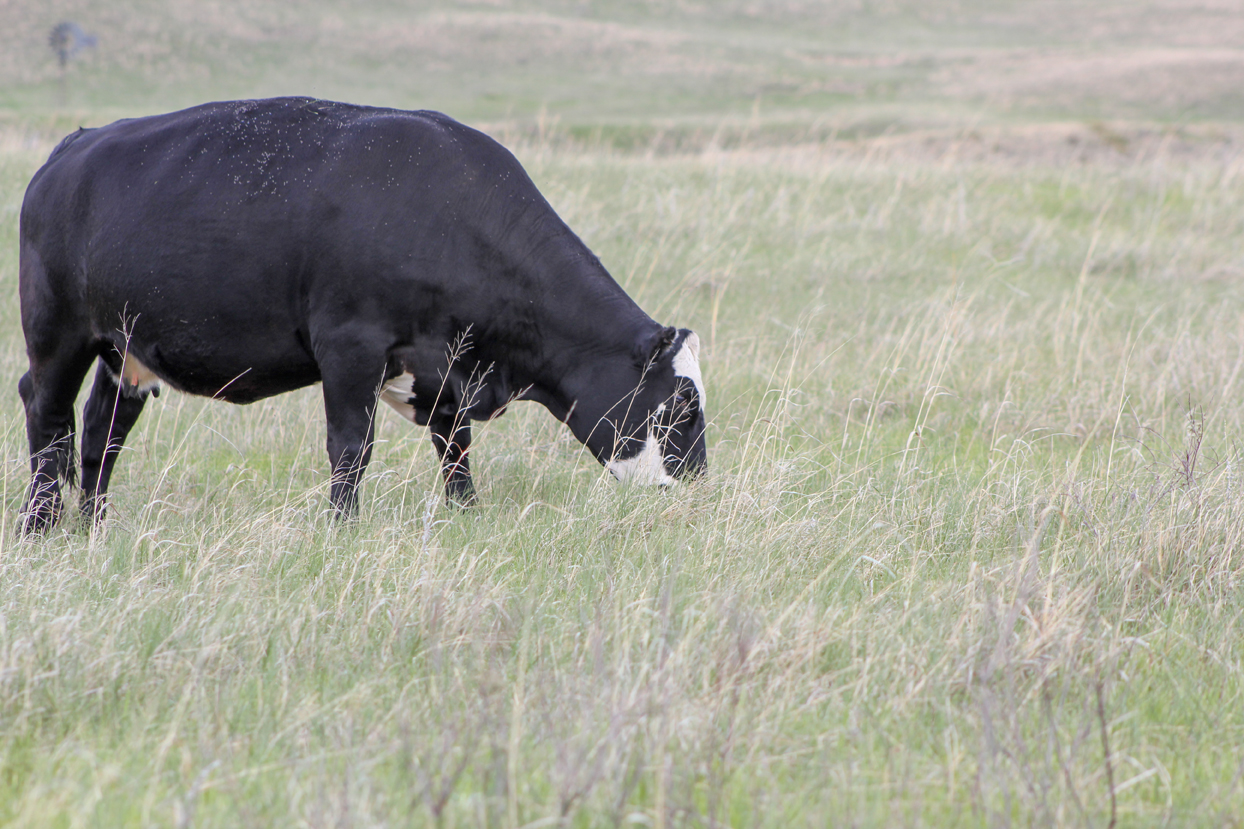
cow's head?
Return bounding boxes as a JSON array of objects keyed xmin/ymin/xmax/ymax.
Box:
[{"xmin": 571, "ymin": 326, "xmax": 707, "ymax": 486}]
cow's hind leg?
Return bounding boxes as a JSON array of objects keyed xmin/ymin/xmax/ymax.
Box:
[
  {"xmin": 79, "ymin": 361, "xmax": 150, "ymax": 525},
  {"xmin": 319, "ymin": 346, "xmax": 385, "ymax": 518},
  {"xmin": 19, "ymin": 348, "xmax": 95, "ymax": 535},
  {"xmin": 429, "ymin": 414, "xmax": 476, "ymax": 506}
]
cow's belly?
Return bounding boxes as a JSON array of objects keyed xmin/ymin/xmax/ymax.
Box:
[
  {"xmin": 111, "ymin": 338, "xmax": 320, "ymax": 403},
  {"xmin": 92, "ymin": 304, "xmax": 321, "ymax": 404},
  {"xmin": 156, "ymin": 351, "xmax": 321, "ymax": 403}
]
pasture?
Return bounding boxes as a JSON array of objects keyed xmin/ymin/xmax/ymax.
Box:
[{"xmin": 2, "ymin": 1, "xmax": 1244, "ymax": 825}]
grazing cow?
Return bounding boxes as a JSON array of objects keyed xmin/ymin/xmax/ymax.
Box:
[{"xmin": 18, "ymin": 97, "xmax": 707, "ymax": 534}]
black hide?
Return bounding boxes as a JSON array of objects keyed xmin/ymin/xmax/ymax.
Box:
[{"xmin": 17, "ymin": 97, "xmax": 706, "ymax": 533}]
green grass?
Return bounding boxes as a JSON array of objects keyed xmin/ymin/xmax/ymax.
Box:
[{"xmin": 3, "ymin": 0, "xmax": 1244, "ymax": 826}]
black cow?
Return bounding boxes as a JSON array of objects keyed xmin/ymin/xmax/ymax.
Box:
[{"xmin": 17, "ymin": 97, "xmax": 706, "ymax": 534}]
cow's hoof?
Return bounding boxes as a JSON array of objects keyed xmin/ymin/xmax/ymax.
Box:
[
  {"xmin": 19, "ymin": 494, "xmax": 63, "ymax": 537},
  {"xmin": 330, "ymin": 507, "xmax": 361, "ymax": 523},
  {"xmin": 328, "ymin": 485, "xmax": 361, "ymax": 521},
  {"xmin": 79, "ymin": 493, "xmax": 107, "ymax": 525},
  {"xmin": 444, "ymin": 483, "xmax": 477, "ymax": 508}
]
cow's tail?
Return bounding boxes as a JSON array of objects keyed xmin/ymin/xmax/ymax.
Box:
[
  {"xmin": 64, "ymin": 410, "xmax": 79, "ymax": 490},
  {"xmin": 54, "ymin": 410, "xmax": 80, "ymax": 491},
  {"xmin": 32, "ymin": 417, "xmax": 80, "ymax": 492},
  {"xmin": 17, "ymin": 370, "xmax": 79, "ymax": 493}
]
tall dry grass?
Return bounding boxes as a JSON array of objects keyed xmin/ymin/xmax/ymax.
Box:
[{"xmin": 0, "ymin": 123, "xmax": 1242, "ymax": 826}]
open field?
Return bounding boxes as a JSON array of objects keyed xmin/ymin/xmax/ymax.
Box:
[
  {"xmin": 10, "ymin": 0, "xmax": 1244, "ymax": 129},
  {"xmin": 3, "ymin": 1, "xmax": 1244, "ymax": 826}
]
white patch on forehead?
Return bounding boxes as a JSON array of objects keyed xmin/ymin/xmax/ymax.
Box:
[
  {"xmin": 671, "ymin": 333, "xmax": 706, "ymax": 408},
  {"xmin": 379, "ymin": 371, "xmax": 419, "ymax": 423},
  {"xmin": 606, "ymin": 428, "xmax": 676, "ymax": 486}
]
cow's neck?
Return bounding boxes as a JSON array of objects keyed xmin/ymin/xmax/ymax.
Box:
[{"xmin": 492, "ymin": 229, "xmax": 658, "ymax": 421}]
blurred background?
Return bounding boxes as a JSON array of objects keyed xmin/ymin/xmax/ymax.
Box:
[{"xmin": 6, "ymin": 0, "xmax": 1244, "ymax": 152}]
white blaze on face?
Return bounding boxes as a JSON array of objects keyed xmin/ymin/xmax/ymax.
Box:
[
  {"xmin": 606, "ymin": 425, "xmax": 676, "ymax": 486},
  {"xmin": 671, "ymin": 331, "xmax": 705, "ymax": 408},
  {"xmin": 379, "ymin": 372, "xmax": 418, "ymax": 423}
]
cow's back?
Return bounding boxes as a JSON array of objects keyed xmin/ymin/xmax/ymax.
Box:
[
  {"xmin": 19, "ymin": 98, "xmax": 631, "ymax": 403},
  {"xmin": 22, "ymin": 98, "xmax": 500, "ymax": 256}
]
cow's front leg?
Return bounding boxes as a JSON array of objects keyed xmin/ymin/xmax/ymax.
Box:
[
  {"xmin": 429, "ymin": 414, "xmax": 476, "ymax": 506},
  {"xmin": 320, "ymin": 354, "xmax": 382, "ymax": 519}
]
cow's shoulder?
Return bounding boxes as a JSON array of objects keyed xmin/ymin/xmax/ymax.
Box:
[{"xmin": 323, "ymin": 105, "xmax": 511, "ymax": 162}]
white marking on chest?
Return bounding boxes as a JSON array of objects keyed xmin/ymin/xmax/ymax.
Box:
[
  {"xmin": 606, "ymin": 427, "xmax": 675, "ymax": 486},
  {"xmin": 379, "ymin": 371, "xmax": 419, "ymax": 423},
  {"xmin": 672, "ymin": 332, "xmax": 705, "ymax": 407}
]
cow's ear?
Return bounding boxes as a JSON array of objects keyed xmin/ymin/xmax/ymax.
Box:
[
  {"xmin": 636, "ymin": 326, "xmax": 678, "ymax": 366},
  {"xmin": 652, "ymin": 326, "xmax": 678, "ymax": 362}
]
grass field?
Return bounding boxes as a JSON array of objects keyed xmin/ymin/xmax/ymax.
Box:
[{"xmin": 3, "ymin": 1, "xmax": 1244, "ymax": 826}]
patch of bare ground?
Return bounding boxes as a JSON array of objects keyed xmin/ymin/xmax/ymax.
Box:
[
  {"xmin": 503, "ymin": 119, "xmax": 1244, "ymax": 169},
  {"xmin": 977, "ymin": 0, "xmax": 1244, "ymax": 48},
  {"xmin": 354, "ymin": 11, "xmax": 724, "ymax": 78},
  {"xmin": 939, "ymin": 48, "xmax": 1244, "ymax": 115},
  {"xmin": 812, "ymin": 122, "xmax": 1244, "ymax": 167}
]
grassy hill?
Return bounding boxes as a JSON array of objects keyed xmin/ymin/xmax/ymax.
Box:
[{"xmin": 7, "ymin": 0, "xmax": 1244, "ymax": 127}]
